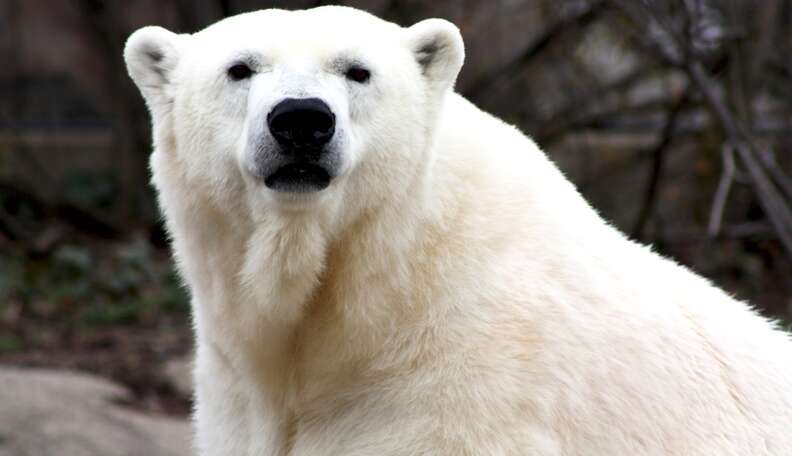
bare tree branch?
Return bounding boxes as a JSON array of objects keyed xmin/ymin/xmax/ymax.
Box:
[
  {"xmin": 537, "ymin": 66, "xmax": 664, "ymax": 144},
  {"xmin": 631, "ymin": 86, "xmax": 691, "ymax": 239},
  {"xmin": 610, "ymin": 0, "xmax": 792, "ymax": 257},
  {"xmin": 707, "ymin": 143, "xmax": 736, "ymax": 237}
]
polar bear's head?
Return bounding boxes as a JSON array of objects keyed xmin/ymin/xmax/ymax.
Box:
[{"xmin": 125, "ymin": 7, "xmax": 463, "ymax": 215}]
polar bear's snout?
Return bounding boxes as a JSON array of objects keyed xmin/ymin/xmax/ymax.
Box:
[
  {"xmin": 249, "ymin": 96, "xmax": 343, "ymax": 194},
  {"xmin": 268, "ymin": 98, "xmax": 335, "ymax": 150}
]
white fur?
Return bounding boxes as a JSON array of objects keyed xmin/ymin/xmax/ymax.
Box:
[{"xmin": 125, "ymin": 6, "xmax": 792, "ymax": 455}]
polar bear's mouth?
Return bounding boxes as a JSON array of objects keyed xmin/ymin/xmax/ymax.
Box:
[{"xmin": 264, "ymin": 163, "xmax": 331, "ymax": 193}]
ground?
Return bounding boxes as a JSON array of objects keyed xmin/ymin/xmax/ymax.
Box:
[
  {"xmin": 0, "ymin": 366, "xmax": 190, "ymax": 456},
  {"xmin": 0, "ymin": 234, "xmax": 193, "ymax": 416}
]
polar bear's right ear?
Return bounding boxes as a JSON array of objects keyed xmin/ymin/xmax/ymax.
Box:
[
  {"xmin": 406, "ymin": 19, "xmax": 465, "ymax": 91},
  {"xmin": 124, "ymin": 26, "xmax": 185, "ymax": 111}
]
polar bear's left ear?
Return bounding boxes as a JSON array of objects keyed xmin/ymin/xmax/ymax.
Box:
[
  {"xmin": 124, "ymin": 26, "xmax": 186, "ymax": 114},
  {"xmin": 406, "ymin": 19, "xmax": 465, "ymax": 90}
]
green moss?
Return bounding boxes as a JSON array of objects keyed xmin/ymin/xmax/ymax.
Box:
[{"xmin": 0, "ymin": 336, "xmax": 23, "ymax": 354}]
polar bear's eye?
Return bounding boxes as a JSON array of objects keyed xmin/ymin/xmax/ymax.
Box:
[
  {"xmin": 228, "ymin": 63, "xmax": 253, "ymax": 81},
  {"xmin": 345, "ymin": 66, "xmax": 371, "ymax": 84}
]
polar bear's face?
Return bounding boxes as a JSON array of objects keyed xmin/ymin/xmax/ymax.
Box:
[{"xmin": 125, "ymin": 7, "xmax": 464, "ymax": 212}]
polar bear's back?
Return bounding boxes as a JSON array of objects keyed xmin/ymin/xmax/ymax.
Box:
[{"xmin": 430, "ymin": 93, "xmax": 792, "ymax": 454}]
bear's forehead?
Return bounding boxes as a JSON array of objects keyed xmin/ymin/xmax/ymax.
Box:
[{"xmin": 194, "ymin": 6, "xmax": 402, "ymax": 53}]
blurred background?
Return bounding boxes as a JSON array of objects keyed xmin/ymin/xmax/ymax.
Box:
[{"xmin": 1, "ymin": 0, "xmax": 791, "ymax": 423}]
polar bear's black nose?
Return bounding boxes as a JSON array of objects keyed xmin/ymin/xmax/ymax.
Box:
[{"xmin": 268, "ymin": 98, "xmax": 335, "ymax": 150}]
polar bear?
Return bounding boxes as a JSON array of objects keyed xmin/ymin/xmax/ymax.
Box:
[{"xmin": 124, "ymin": 6, "xmax": 792, "ymax": 456}]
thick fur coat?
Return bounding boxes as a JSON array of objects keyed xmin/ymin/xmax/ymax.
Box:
[{"xmin": 124, "ymin": 6, "xmax": 792, "ymax": 455}]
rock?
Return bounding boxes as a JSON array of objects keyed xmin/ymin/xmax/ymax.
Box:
[{"xmin": 0, "ymin": 366, "xmax": 191, "ymax": 456}]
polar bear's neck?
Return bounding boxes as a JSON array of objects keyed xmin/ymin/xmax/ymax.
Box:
[{"xmin": 156, "ymin": 144, "xmax": 442, "ymax": 363}]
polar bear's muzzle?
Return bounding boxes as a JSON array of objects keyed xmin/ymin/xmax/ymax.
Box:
[{"xmin": 252, "ymin": 97, "xmax": 342, "ymax": 194}]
